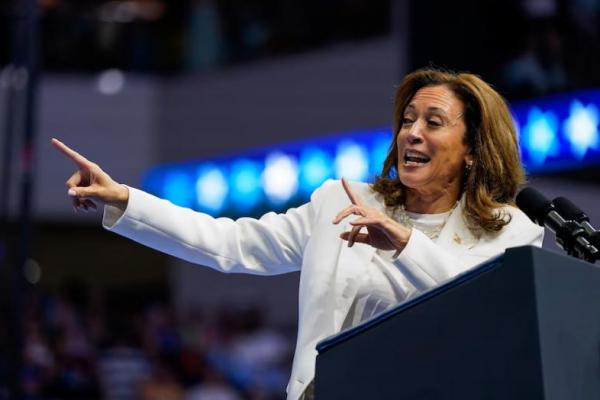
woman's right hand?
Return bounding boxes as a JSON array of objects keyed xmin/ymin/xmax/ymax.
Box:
[{"xmin": 51, "ymin": 138, "xmax": 129, "ymax": 212}]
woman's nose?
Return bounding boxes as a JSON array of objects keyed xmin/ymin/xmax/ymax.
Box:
[{"xmin": 405, "ymin": 121, "xmax": 424, "ymax": 144}]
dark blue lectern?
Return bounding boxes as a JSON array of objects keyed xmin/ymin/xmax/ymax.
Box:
[{"xmin": 315, "ymin": 246, "xmax": 600, "ymax": 400}]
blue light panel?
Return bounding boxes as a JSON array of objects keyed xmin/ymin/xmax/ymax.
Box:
[
  {"xmin": 511, "ymin": 89, "xmax": 600, "ymax": 172},
  {"xmin": 143, "ymin": 89, "xmax": 600, "ymax": 216}
]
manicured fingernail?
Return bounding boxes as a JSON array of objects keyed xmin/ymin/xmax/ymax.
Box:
[{"xmin": 68, "ymin": 189, "xmax": 76, "ymax": 196}]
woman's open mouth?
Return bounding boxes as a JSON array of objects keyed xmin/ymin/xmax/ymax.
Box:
[{"xmin": 403, "ymin": 149, "xmax": 431, "ymax": 166}]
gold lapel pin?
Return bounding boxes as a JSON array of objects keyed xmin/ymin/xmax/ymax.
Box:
[{"xmin": 453, "ymin": 233, "xmax": 462, "ymax": 244}]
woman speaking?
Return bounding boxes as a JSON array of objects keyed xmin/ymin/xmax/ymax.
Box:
[{"xmin": 53, "ymin": 68, "xmax": 543, "ymax": 400}]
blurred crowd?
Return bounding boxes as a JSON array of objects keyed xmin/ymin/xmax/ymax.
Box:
[
  {"xmin": 408, "ymin": 0, "xmax": 600, "ymax": 100},
  {"xmin": 5, "ymin": 285, "xmax": 294, "ymax": 400},
  {"xmin": 3, "ymin": 0, "xmax": 600, "ymax": 99},
  {"xmin": 0, "ymin": 0, "xmax": 388, "ymax": 73},
  {"xmin": 498, "ymin": 0, "xmax": 600, "ymax": 99}
]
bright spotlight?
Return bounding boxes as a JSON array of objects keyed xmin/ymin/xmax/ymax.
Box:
[
  {"xmin": 97, "ymin": 69, "xmax": 125, "ymax": 95},
  {"xmin": 195, "ymin": 165, "xmax": 228, "ymax": 214},
  {"xmin": 299, "ymin": 148, "xmax": 332, "ymax": 194},
  {"xmin": 563, "ymin": 100, "xmax": 599, "ymax": 160},
  {"xmin": 522, "ymin": 107, "xmax": 559, "ymax": 165},
  {"xmin": 263, "ymin": 152, "xmax": 298, "ymax": 205},
  {"xmin": 230, "ymin": 159, "xmax": 263, "ymax": 211},
  {"xmin": 334, "ymin": 141, "xmax": 369, "ymax": 181}
]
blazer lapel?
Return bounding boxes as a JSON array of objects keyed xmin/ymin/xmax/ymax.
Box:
[
  {"xmin": 331, "ymin": 189, "xmax": 388, "ymax": 330},
  {"xmin": 333, "ymin": 222, "xmax": 377, "ymax": 329}
]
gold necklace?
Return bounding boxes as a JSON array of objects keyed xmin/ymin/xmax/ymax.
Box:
[{"xmin": 395, "ymin": 203, "xmax": 457, "ymax": 240}]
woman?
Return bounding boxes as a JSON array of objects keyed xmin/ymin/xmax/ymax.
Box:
[{"xmin": 53, "ymin": 68, "xmax": 543, "ymax": 400}]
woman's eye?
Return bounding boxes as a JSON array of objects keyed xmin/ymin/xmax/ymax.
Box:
[
  {"xmin": 427, "ymin": 119, "xmax": 442, "ymax": 127},
  {"xmin": 401, "ymin": 117, "xmax": 414, "ymax": 125}
]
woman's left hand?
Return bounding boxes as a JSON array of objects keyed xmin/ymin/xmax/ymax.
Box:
[{"xmin": 333, "ymin": 178, "xmax": 412, "ymax": 254}]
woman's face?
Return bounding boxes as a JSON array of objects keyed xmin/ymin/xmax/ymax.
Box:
[{"xmin": 396, "ymin": 85, "xmax": 473, "ymax": 197}]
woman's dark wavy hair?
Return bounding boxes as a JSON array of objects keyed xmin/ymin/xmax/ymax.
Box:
[{"xmin": 371, "ymin": 68, "xmax": 525, "ymax": 233}]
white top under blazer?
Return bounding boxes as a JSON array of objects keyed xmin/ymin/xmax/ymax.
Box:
[{"xmin": 103, "ymin": 179, "xmax": 544, "ymax": 400}]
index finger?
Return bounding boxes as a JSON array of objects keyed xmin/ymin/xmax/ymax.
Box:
[
  {"xmin": 341, "ymin": 177, "xmax": 364, "ymax": 206},
  {"xmin": 51, "ymin": 138, "xmax": 93, "ymax": 169}
]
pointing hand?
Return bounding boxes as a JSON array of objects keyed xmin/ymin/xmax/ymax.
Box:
[
  {"xmin": 51, "ymin": 138, "xmax": 129, "ymax": 212},
  {"xmin": 333, "ymin": 178, "xmax": 411, "ymax": 256}
]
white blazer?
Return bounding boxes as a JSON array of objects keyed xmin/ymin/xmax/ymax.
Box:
[{"xmin": 103, "ymin": 179, "xmax": 544, "ymax": 400}]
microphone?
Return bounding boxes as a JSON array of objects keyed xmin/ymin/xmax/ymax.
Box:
[
  {"xmin": 552, "ymin": 197, "xmax": 600, "ymax": 249},
  {"xmin": 516, "ymin": 187, "xmax": 599, "ymax": 263}
]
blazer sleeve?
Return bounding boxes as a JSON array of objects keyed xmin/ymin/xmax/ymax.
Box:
[
  {"xmin": 392, "ymin": 214, "xmax": 544, "ymax": 290},
  {"xmin": 102, "ymin": 186, "xmax": 322, "ymax": 275}
]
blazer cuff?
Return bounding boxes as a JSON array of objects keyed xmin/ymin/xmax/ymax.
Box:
[
  {"xmin": 393, "ymin": 229, "xmax": 462, "ymax": 288},
  {"xmin": 102, "ymin": 185, "xmax": 140, "ymax": 230}
]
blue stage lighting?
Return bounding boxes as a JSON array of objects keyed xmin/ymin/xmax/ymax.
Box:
[
  {"xmin": 334, "ymin": 141, "xmax": 369, "ymax": 181},
  {"xmin": 143, "ymin": 89, "xmax": 600, "ymax": 216},
  {"xmin": 522, "ymin": 107, "xmax": 560, "ymax": 165},
  {"xmin": 563, "ymin": 100, "xmax": 599, "ymax": 160},
  {"xmin": 195, "ymin": 165, "xmax": 228, "ymax": 214},
  {"xmin": 163, "ymin": 171, "xmax": 195, "ymax": 208},
  {"xmin": 370, "ymin": 135, "xmax": 392, "ymax": 177},
  {"xmin": 263, "ymin": 152, "xmax": 299, "ymax": 205},
  {"xmin": 229, "ymin": 159, "xmax": 263, "ymax": 211},
  {"xmin": 299, "ymin": 148, "xmax": 333, "ymax": 194}
]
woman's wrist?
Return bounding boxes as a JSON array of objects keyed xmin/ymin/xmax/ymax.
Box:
[
  {"xmin": 385, "ymin": 218, "xmax": 411, "ymax": 256},
  {"xmin": 112, "ymin": 184, "xmax": 129, "ymax": 212}
]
